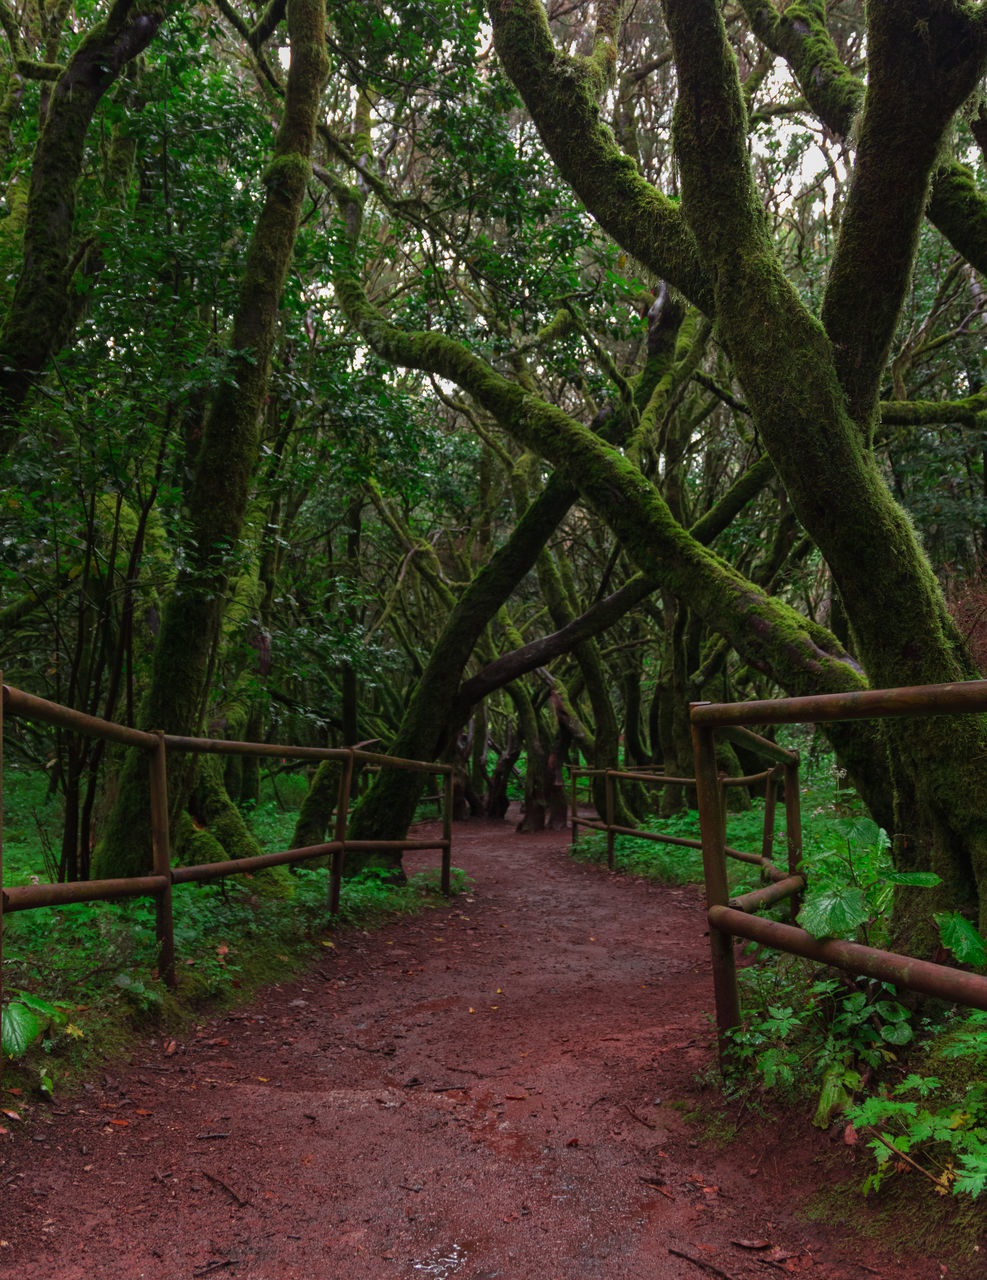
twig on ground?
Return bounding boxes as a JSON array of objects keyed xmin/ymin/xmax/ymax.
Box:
[
  {"xmin": 862, "ymin": 1126, "xmax": 942, "ymax": 1187},
  {"xmin": 199, "ymin": 1168, "xmax": 250, "ymax": 1207},
  {"xmin": 623, "ymin": 1102, "xmax": 657, "ymax": 1129},
  {"xmin": 668, "ymin": 1246, "xmax": 740, "ymax": 1280}
]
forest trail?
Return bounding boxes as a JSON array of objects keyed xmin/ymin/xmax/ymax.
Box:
[{"xmin": 0, "ymin": 817, "xmax": 972, "ymax": 1279}]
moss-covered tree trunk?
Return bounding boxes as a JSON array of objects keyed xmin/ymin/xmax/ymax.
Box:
[
  {"xmin": 478, "ymin": 0, "xmax": 987, "ymax": 935},
  {"xmin": 0, "ymin": 2, "xmax": 175, "ymax": 437},
  {"xmin": 92, "ymin": 0, "xmax": 328, "ymax": 878},
  {"xmin": 342, "ymin": 472, "xmax": 577, "ymax": 862}
]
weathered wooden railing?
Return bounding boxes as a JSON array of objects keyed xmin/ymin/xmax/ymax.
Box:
[
  {"xmin": 568, "ymin": 751, "xmax": 790, "ymax": 879},
  {"xmin": 690, "ymin": 682, "xmax": 987, "ymax": 1061},
  {"xmin": 0, "ymin": 681, "xmax": 453, "ymax": 1005}
]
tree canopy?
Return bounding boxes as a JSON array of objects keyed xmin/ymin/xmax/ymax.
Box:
[{"xmin": 2, "ymin": 0, "xmax": 987, "ymax": 942}]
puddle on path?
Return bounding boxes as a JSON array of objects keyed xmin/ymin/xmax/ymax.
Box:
[{"xmin": 409, "ymin": 1242, "xmax": 471, "ymax": 1277}]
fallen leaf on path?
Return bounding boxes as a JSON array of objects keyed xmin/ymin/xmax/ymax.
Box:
[
  {"xmin": 565, "ymin": 1137, "xmax": 579, "ymax": 1147},
  {"xmin": 2, "ymin": 1110, "xmax": 21, "ymax": 1122},
  {"xmin": 731, "ymin": 1239, "xmax": 770, "ymax": 1250}
]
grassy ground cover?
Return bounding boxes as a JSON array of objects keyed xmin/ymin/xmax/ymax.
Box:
[{"xmin": 1, "ymin": 765, "xmax": 462, "ymax": 1101}]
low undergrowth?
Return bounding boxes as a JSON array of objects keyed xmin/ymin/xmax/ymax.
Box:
[
  {"xmin": 2, "ymin": 777, "xmax": 467, "ymax": 1111},
  {"xmin": 569, "ymin": 752, "xmax": 987, "ymax": 1212}
]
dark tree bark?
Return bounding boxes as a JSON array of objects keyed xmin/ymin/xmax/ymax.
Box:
[
  {"xmin": 0, "ymin": 1, "xmax": 175, "ymax": 435},
  {"xmin": 92, "ymin": 0, "xmax": 329, "ymax": 878}
]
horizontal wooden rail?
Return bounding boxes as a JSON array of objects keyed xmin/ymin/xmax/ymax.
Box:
[
  {"xmin": 4, "ymin": 685, "xmax": 158, "ymax": 748},
  {"xmin": 691, "ymin": 679, "xmax": 987, "ymax": 728},
  {"xmin": 3, "ymin": 874, "xmax": 170, "ymax": 911},
  {"xmin": 710, "ymin": 906, "xmax": 987, "ymax": 1011},
  {"xmin": 0, "ymin": 680, "xmax": 456, "ymax": 1048},
  {"xmin": 691, "ymin": 685, "xmax": 987, "ymax": 1066}
]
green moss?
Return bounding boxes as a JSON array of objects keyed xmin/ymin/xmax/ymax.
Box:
[
  {"xmin": 292, "ymin": 759, "xmax": 341, "ymax": 849},
  {"xmin": 802, "ymin": 1173, "xmax": 986, "ymax": 1270}
]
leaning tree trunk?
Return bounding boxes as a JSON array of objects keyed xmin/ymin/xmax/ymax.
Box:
[
  {"xmin": 92, "ymin": 0, "xmax": 328, "ymax": 879},
  {"xmin": 482, "ymin": 0, "xmax": 987, "ymax": 936},
  {"xmin": 341, "ymin": 473, "xmax": 578, "ymax": 863}
]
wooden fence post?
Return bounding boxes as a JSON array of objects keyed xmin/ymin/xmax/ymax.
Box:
[
  {"xmin": 149, "ymin": 731, "xmax": 175, "ymax": 987},
  {"xmin": 442, "ymin": 769, "xmax": 453, "ymax": 895},
  {"xmin": 784, "ymin": 758, "xmax": 804, "ymax": 922},
  {"xmin": 605, "ymin": 770, "xmax": 615, "ymax": 870},
  {"xmin": 329, "ymin": 750, "xmax": 355, "ymax": 918},
  {"xmin": 690, "ymin": 708, "xmax": 740, "ymax": 1065}
]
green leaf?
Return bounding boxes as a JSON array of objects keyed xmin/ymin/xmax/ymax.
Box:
[
  {"xmin": 797, "ymin": 887, "xmax": 870, "ymax": 939},
  {"xmin": 883, "ymin": 871, "xmax": 941, "ymax": 888},
  {"xmin": 953, "ymin": 1162, "xmax": 987, "ymax": 1198},
  {"xmin": 11, "ymin": 992, "xmax": 64, "ymax": 1023},
  {"xmin": 880, "ymin": 1020, "xmax": 914, "ymax": 1046},
  {"xmin": 813, "ymin": 1062, "xmax": 857, "ymax": 1128},
  {"xmin": 1, "ymin": 1002, "xmax": 42, "ymax": 1058},
  {"xmin": 832, "ymin": 816, "xmax": 884, "ymax": 847},
  {"xmin": 935, "ymin": 913, "xmax": 987, "ymax": 968}
]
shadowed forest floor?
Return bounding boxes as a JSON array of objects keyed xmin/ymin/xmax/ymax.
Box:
[{"xmin": 1, "ymin": 814, "xmax": 979, "ymax": 1279}]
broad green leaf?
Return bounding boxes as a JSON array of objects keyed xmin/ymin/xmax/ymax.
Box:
[
  {"xmin": 1, "ymin": 1003, "xmax": 42, "ymax": 1058},
  {"xmin": 831, "ymin": 817, "xmax": 884, "ymax": 848},
  {"xmin": 798, "ymin": 887, "xmax": 870, "ymax": 939},
  {"xmin": 883, "ymin": 871, "xmax": 941, "ymax": 888},
  {"xmin": 813, "ymin": 1063, "xmax": 858, "ymax": 1129},
  {"xmin": 934, "ymin": 913, "xmax": 987, "ymax": 968},
  {"xmin": 11, "ymin": 992, "xmax": 64, "ymax": 1022},
  {"xmin": 880, "ymin": 1021, "xmax": 913, "ymax": 1046}
]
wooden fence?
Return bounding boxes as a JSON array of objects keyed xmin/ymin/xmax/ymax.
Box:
[
  {"xmin": 690, "ymin": 681, "xmax": 987, "ymax": 1061},
  {"xmin": 0, "ymin": 681, "xmax": 453, "ymax": 1011}
]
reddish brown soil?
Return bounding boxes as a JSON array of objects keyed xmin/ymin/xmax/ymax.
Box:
[{"xmin": 1, "ymin": 817, "xmax": 979, "ymax": 1279}]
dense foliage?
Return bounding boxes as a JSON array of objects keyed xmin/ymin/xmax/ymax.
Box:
[{"xmin": 2, "ymin": 4, "xmax": 987, "ymax": 952}]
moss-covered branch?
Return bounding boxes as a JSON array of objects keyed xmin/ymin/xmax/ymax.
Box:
[
  {"xmin": 0, "ymin": 1, "xmax": 177, "ymax": 432},
  {"xmin": 486, "ymin": 0, "xmax": 713, "ymax": 313},
  {"xmin": 332, "ymin": 268, "xmax": 860, "ymax": 702},
  {"xmin": 880, "ymin": 392, "xmax": 987, "ymax": 427},
  {"xmin": 818, "ymin": 2, "xmax": 987, "ymax": 421}
]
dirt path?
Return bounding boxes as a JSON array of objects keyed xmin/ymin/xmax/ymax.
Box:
[{"xmin": 0, "ymin": 818, "xmax": 975, "ymax": 1279}]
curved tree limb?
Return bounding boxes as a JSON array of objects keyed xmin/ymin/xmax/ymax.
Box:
[
  {"xmin": 487, "ymin": 0, "xmax": 713, "ymax": 313},
  {"xmin": 0, "ymin": 0, "xmax": 178, "ymax": 432}
]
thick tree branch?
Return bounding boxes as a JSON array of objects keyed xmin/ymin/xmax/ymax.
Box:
[
  {"xmin": 880, "ymin": 392, "xmax": 987, "ymax": 428},
  {"xmin": 331, "ymin": 263, "xmax": 861, "ymax": 701},
  {"xmin": 486, "ymin": 0, "xmax": 713, "ymax": 313},
  {"xmin": 819, "ymin": 1, "xmax": 987, "ymax": 422},
  {"xmin": 740, "ymin": 0, "xmax": 987, "ymax": 286}
]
